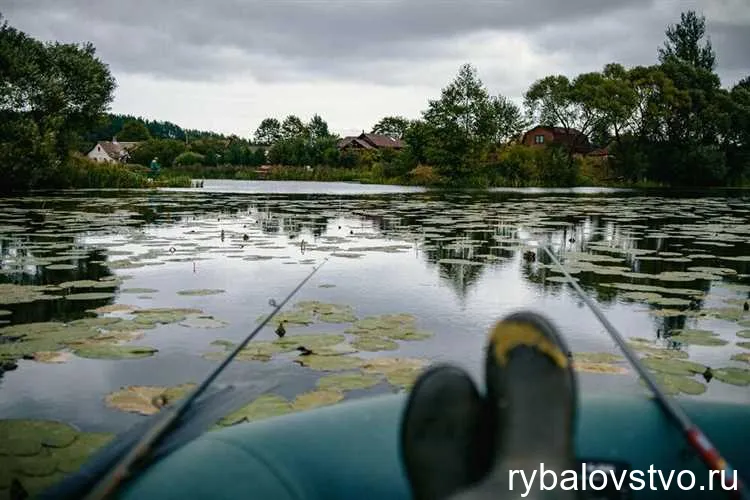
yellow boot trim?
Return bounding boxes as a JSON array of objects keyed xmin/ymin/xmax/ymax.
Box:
[{"xmin": 490, "ymin": 321, "xmax": 568, "ymax": 368}]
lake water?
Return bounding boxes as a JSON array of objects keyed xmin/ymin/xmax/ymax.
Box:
[{"xmin": 1, "ymin": 181, "xmax": 750, "ymax": 438}]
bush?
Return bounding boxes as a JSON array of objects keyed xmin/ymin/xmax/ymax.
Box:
[
  {"xmin": 407, "ymin": 165, "xmax": 444, "ymax": 185},
  {"xmin": 54, "ymin": 154, "xmax": 147, "ymax": 188},
  {"xmin": 174, "ymin": 151, "xmax": 206, "ymax": 167}
]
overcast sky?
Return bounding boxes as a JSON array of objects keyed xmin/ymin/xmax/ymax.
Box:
[{"xmin": 3, "ymin": 0, "xmax": 749, "ymax": 137}]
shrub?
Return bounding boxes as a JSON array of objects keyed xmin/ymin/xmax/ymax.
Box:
[{"xmin": 174, "ymin": 151, "xmax": 206, "ymax": 167}]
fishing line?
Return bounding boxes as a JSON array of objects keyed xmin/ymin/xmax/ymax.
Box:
[
  {"xmin": 538, "ymin": 244, "xmax": 748, "ymax": 499},
  {"xmin": 85, "ymin": 257, "xmax": 330, "ymax": 500}
]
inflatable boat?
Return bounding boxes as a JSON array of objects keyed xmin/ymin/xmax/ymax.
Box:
[{"xmin": 46, "ymin": 391, "xmax": 750, "ymax": 500}]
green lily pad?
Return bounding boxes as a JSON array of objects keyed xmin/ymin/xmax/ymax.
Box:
[
  {"xmin": 0, "ymin": 310, "xmax": 11, "ymax": 317},
  {"xmin": 120, "ymin": 288, "xmax": 159, "ymax": 294},
  {"xmin": 179, "ymin": 315, "xmax": 229, "ymax": 329},
  {"xmin": 294, "ymin": 354, "xmax": 364, "ymax": 371},
  {"xmin": 177, "ymin": 289, "xmax": 226, "ymax": 296},
  {"xmin": 361, "ymin": 357, "xmax": 428, "ymax": 389},
  {"xmin": 73, "ymin": 345, "xmax": 158, "ymax": 360},
  {"xmin": 643, "ymin": 358, "xmax": 706, "ymax": 376},
  {"xmin": 0, "ymin": 284, "xmax": 61, "ymax": 305},
  {"xmin": 291, "ymin": 390, "xmax": 345, "ymax": 411},
  {"xmin": 644, "ymin": 372, "xmax": 707, "ymax": 396},
  {"xmin": 32, "ymin": 351, "xmax": 71, "ymax": 363},
  {"xmin": 218, "ymin": 394, "xmax": 293, "ymax": 426},
  {"xmin": 544, "ymin": 276, "xmax": 579, "ymax": 283},
  {"xmin": 57, "ymin": 280, "xmax": 118, "ymax": 289},
  {"xmin": 45, "ymin": 264, "xmax": 77, "ymax": 270},
  {"xmin": 64, "ymin": 292, "xmax": 115, "ymax": 301},
  {"xmin": 574, "ymin": 362, "xmax": 629, "ymax": 374},
  {"xmin": 0, "ymin": 420, "xmax": 78, "ymax": 455},
  {"xmin": 52, "ymin": 433, "xmax": 114, "ymax": 473},
  {"xmin": 712, "ymin": 367, "xmax": 750, "ymax": 386},
  {"xmin": 132, "ymin": 308, "xmax": 202, "ymax": 325},
  {"xmin": 90, "ymin": 304, "xmax": 139, "ymax": 314},
  {"xmin": 105, "ymin": 383, "xmax": 195, "ymax": 415},
  {"xmin": 737, "ymin": 330, "xmax": 750, "ymax": 339},
  {"xmin": 573, "ymin": 352, "xmax": 623, "ymax": 364},
  {"xmin": 737, "ymin": 341, "xmax": 750, "ymax": 349},
  {"xmin": 671, "ymin": 329, "xmax": 728, "ymax": 346},
  {"xmin": 351, "ymin": 336, "xmax": 399, "ymax": 352},
  {"xmin": 731, "ymin": 353, "xmax": 750, "ymax": 364},
  {"xmin": 627, "ymin": 339, "xmax": 689, "ymax": 359},
  {"xmin": 316, "ymin": 371, "xmax": 382, "ymax": 391}
]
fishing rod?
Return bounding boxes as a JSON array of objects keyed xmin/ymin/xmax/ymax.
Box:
[
  {"xmin": 538, "ymin": 244, "xmax": 748, "ymax": 499},
  {"xmin": 84, "ymin": 257, "xmax": 330, "ymax": 500}
]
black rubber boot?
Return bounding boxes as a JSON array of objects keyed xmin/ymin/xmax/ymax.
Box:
[
  {"xmin": 452, "ymin": 311, "xmax": 578, "ymax": 499},
  {"xmin": 401, "ymin": 364, "xmax": 491, "ymax": 500}
]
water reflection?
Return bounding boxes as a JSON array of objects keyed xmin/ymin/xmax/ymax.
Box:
[{"xmin": 1, "ymin": 188, "xmax": 749, "ymax": 416}]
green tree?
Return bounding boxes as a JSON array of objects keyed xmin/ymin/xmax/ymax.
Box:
[
  {"xmin": 658, "ymin": 10, "xmax": 716, "ymax": 71},
  {"xmin": 0, "ymin": 16, "xmax": 115, "ymax": 192},
  {"xmin": 280, "ymin": 115, "xmax": 305, "ymax": 140},
  {"xmin": 254, "ymin": 118, "xmax": 282, "ymax": 145},
  {"xmin": 117, "ymin": 120, "xmax": 151, "ymax": 141},
  {"xmin": 128, "ymin": 139, "xmax": 187, "ymax": 167},
  {"xmin": 489, "ymin": 95, "xmax": 528, "ymax": 144},
  {"xmin": 372, "ymin": 116, "xmax": 410, "ymax": 139}
]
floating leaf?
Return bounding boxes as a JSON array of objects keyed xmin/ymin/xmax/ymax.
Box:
[
  {"xmin": 643, "ymin": 358, "xmax": 706, "ymax": 376},
  {"xmin": 627, "ymin": 339, "xmax": 688, "ymax": 359},
  {"xmin": 89, "ymin": 304, "xmax": 139, "ymax": 314},
  {"xmin": 291, "ymin": 390, "xmax": 344, "ymax": 411},
  {"xmin": 737, "ymin": 330, "xmax": 750, "ymax": 339},
  {"xmin": 671, "ymin": 329, "xmax": 728, "ymax": 346},
  {"xmin": 120, "ymin": 288, "xmax": 159, "ymax": 294},
  {"xmin": 218, "ymin": 394, "xmax": 292, "ymax": 426},
  {"xmin": 45, "ymin": 264, "xmax": 77, "ymax": 270},
  {"xmin": 105, "ymin": 384, "xmax": 195, "ymax": 415},
  {"xmin": 731, "ymin": 353, "xmax": 750, "ymax": 364},
  {"xmin": 643, "ymin": 373, "xmax": 706, "ymax": 396},
  {"xmin": 294, "ymin": 354, "xmax": 363, "ymax": 371},
  {"xmin": 73, "ymin": 345, "xmax": 157, "ymax": 360},
  {"xmin": 0, "ymin": 420, "xmax": 78, "ymax": 455},
  {"xmin": 713, "ymin": 367, "xmax": 750, "ymax": 386},
  {"xmin": 179, "ymin": 315, "xmax": 229, "ymax": 329},
  {"xmin": 64, "ymin": 292, "xmax": 115, "ymax": 301},
  {"xmin": 361, "ymin": 357, "xmax": 428, "ymax": 389},
  {"xmin": 177, "ymin": 289, "xmax": 226, "ymax": 296},
  {"xmin": 52, "ymin": 433, "xmax": 113, "ymax": 473},
  {"xmin": 351, "ymin": 336, "xmax": 399, "ymax": 352},
  {"xmin": 316, "ymin": 371, "xmax": 382, "ymax": 391},
  {"xmin": 573, "ymin": 362, "xmax": 628, "ymax": 374},
  {"xmin": 573, "ymin": 352, "xmax": 623, "ymax": 364},
  {"xmin": 32, "ymin": 351, "xmax": 70, "ymax": 364}
]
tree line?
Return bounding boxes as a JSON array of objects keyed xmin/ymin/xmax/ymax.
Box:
[{"xmin": 1, "ymin": 10, "xmax": 748, "ymax": 191}]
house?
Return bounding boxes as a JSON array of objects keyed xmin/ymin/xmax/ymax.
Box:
[
  {"xmin": 521, "ymin": 126, "xmax": 592, "ymax": 154},
  {"xmin": 87, "ymin": 138, "xmax": 140, "ymax": 163},
  {"xmin": 337, "ymin": 132, "xmax": 404, "ymax": 152}
]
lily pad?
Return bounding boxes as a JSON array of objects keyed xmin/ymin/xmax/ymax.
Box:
[
  {"xmin": 294, "ymin": 354, "xmax": 363, "ymax": 371},
  {"xmin": 351, "ymin": 336, "xmax": 399, "ymax": 352},
  {"xmin": 32, "ymin": 351, "xmax": 71, "ymax": 364},
  {"xmin": 627, "ymin": 339, "xmax": 688, "ymax": 359},
  {"xmin": 51, "ymin": 433, "xmax": 114, "ymax": 473},
  {"xmin": 642, "ymin": 358, "xmax": 706, "ymax": 376},
  {"xmin": 644, "ymin": 372, "xmax": 707, "ymax": 396},
  {"xmin": 316, "ymin": 371, "xmax": 382, "ymax": 391},
  {"xmin": 737, "ymin": 341, "xmax": 750, "ymax": 349},
  {"xmin": 291, "ymin": 390, "xmax": 345, "ymax": 411},
  {"xmin": 731, "ymin": 353, "xmax": 750, "ymax": 364},
  {"xmin": 573, "ymin": 362, "xmax": 628, "ymax": 374},
  {"xmin": 0, "ymin": 420, "xmax": 78, "ymax": 455},
  {"xmin": 737, "ymin": 330, "xmax": 750, "ymax": 339},
  {"xmin": 573, "ymin": 352, "xmax": 623, "ymax": 364},
  {"xmin": 712, "ymin": 367, "xmax": 750, "ymax": 386},
  {"xmin": 671, "ymin": 329, "xmax": 728, "ymax": 346},
  {"xmin": 64, "ymin": 292, "xmax": 115, "ymax": 301},
  {"xmin": 0, "ymin": 284, "xmax": 61, "ymax": 305},
  {"xmin": 179, "ymin": 315, "xmax": 229, "ymax": 329},
  {"xmin": 218, "ymin": 394, "xmax": 292, "ymax": 426},
  {"xmin": 73, "ymin": 345, "xmax": 158, "ymax": 360},
  {"xmin": 0, "ymin": 310, "xmax": 11, "ymax": 317},
  {"xmin": 120, "ymin": 288, "xmax": 159, "ymax": 294},
  {"xmin": 45, "ymin": 264, "xmax": 77, "ymax": 270},
  {"xmin": 89, "ymin": 304, "xmax": 139, "ymax": 314},
  {"xmin": 361, "ymin": 357, "xmax": 428, "ymax": 389},
  {"xmin": 177, "ymin": 289, "xmax": 226, "ymax": 296},
  {"xmin": 105, "ymin": 383, "xmax": 196, "ymax": 415}
]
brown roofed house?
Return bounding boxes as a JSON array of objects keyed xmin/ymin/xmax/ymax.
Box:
[
  {"xmin": 521, "ymin": 126, "xmax": 592, "ymax": 154},
  {"xmin": 87, "ymin": 138, "xmax": 141, "ymax": 163},
  {"xmin": 338, "ymin": 132, "xmax": 404, "ymax": 152}
]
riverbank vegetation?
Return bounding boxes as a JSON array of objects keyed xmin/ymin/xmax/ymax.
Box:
[{"xmin": 1, "ymin": 11, "xmax": 748, "ymax": 191}]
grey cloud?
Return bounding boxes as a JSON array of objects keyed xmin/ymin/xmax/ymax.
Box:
[{"xmin": 2, "ymin": 0, "xmax": 748, "ymax": 86}]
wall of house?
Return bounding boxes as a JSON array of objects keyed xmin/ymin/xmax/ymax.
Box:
[
  {"xmin": 522, "ymin": 128, "xmax": 555, "ymax": 148},
  {"xmin": 87, "ymin": 145, "xmax": 114, "ymax": 163}
]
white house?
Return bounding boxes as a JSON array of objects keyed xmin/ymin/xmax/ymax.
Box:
[{"xmin": 87, "ymin": 138, "xmax": 140, "ymax": 163}]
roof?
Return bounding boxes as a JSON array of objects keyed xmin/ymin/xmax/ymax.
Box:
[
  {"xmin": 337, "ymin": 137, "xmax": 375, "ymax": 150},
  {"xmin": 93, "ymin": 141, "xmax": 140, "ymax": 159},
  {"xmin": 359, "ymin": 133, "xmax": 404, "ymax": 149},
  {"xmin": 525, "ymin": 125, "xmax": 586, "ymax": 138}
]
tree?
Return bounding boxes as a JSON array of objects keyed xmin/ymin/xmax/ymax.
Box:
[
  {"xmin": 117, "ymin": 120, "xmax": 151, "ymax": 141},
  {"xmin": 0, "ymin": 16, "xmax": 115, "ymax": 192},
  {"xmin": 658, "ymin": 10, "xmax": 716, "ymax": 71},
  {"xmin": 307, "ymin": 114, "xmax": 330, "ymax": 140},
  {"xmin": 372, "ymin": 116, "xmax": 410, "ymax": 139},
  {"xmin": 128, "ymin": 139, "xmax": 187, "ymax": 167},
  {"xmin": 489, "ymin": 95, "xmax": 528, "ymax": 144},
  {"xmin": 280, "ymin": 115, "xmax": 305, "ymax": 140},
  {"xmin": 253, "ymin": 118, "xmax": 281, "ymax": 145}
]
